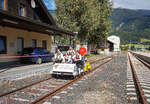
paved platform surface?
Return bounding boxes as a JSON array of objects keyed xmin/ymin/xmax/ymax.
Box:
[{"xmin": 0, "ymin": 62, "xmax": 53, "ymax": 82}]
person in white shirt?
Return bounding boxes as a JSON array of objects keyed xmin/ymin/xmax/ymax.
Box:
[
  {"xmin": 67, "ymin": 46, "xmax": 75, "ymax": 56},
  {"xmin": 72, "ymin": 51, "xmax": 82, "ymax": 66},
  {"xmin": 72, "ymin": 51, "xmax": 83, "ymax": 74},
  {"xmin": 64, "ymin": 53, "xmax": 72, "ymax": 63},
  {"xmin": 53, "ymin": 49, "xmax": 64, "ymax": 63},
  {"xmin": 72, "ymin": 51, "xmax": 82, "ymax": 62}
]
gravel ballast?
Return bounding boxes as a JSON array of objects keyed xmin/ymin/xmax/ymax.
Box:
[
  {"xmin": 0, "ymin": 55, "xmax": 128, "ymax": 104},
  {"xmin": 46, "ymin": 54, "xmax": 128, "ymax": 104},
  {"xmin": 0, "ymin": 56, "xmax": 104, "ymax": 98}
]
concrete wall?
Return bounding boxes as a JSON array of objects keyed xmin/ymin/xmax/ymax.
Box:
[{"xmin": 0, "ymin": 26, "xmax": 52, "ymax": 62}]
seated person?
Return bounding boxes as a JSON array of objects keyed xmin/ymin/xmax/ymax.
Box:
[
  {"xmin": 72, "ymin": 51, "xmax": 82, "ymax": 67},
  {"xmin": 64, "ymin": 53, "xmax": 72, "ymax": 63},
  {"xmin": 53, "ymin": 49, "xmax": 64, "ymax": 63},
  {"xmin": 67, "ymin": 46, "xmax": 75, "ymax": 56}
]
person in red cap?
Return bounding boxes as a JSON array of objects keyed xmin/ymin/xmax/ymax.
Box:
[
  {"xmin": 79, "ymin": 44, "xmax": 87, "ymax": 56},
  {"xmin": 78, "ymin": 44, "xmax": 87, "ymax": 71}
]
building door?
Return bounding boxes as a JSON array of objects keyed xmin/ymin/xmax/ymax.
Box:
[
  {"xmin": 109, "ymin": 43, "xmax": 114, "ymax": 52},
  {"xmin": 17, "ymin": 37, "xmax": 24, "ymax": 53},
  {"xmin": 32, "ymin": 39, "xmax": 37, "ymax": 48},
  {"xmin": 42, "ymin": 40, "xmax": 47, "ymax": 49}
]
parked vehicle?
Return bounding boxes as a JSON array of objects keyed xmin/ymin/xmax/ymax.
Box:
[
  {"xmin": 21, "ymin": 47, "xmax": 54, "ymax": 64},
  {"xmin": 90, "ymin": 50, "xmax": 98, "ymax": 54}
]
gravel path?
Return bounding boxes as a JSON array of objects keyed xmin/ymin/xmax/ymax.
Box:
[{"xmin": 44, "ymin": 54, "xmax": 128, "ymax": 104}]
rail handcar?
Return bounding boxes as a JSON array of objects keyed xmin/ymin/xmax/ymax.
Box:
[{"xmin": 51, "ymin": 59, "xmax": 91, "ymax": 78}]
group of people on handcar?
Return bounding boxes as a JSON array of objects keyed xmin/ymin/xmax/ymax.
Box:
[{"xmin": 53, "ymin": 45, "xmax": 87, "ymax": 69}]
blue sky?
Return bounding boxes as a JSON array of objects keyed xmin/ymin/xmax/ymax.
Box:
[
  {"xmin": 43, "ymin": 0, "xmax": 56, "ymax": 10},
  {"xmin": 43, "ymin": 0, "xmax": 150, "ymax": 10}
]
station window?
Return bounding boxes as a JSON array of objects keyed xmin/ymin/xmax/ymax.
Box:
[
  {"xmin": 42, "ymin": 40, "xmax": 47, "ymax": 49},
  {"xmin": 0, "ymin": 0, "xmax": 7, "ymax": 10},
  {"xmin": 17, "ymin": 37, "xmax": 24, "ymax": 53},
  {"xmin": 0, "ymin": 36, "xmax": 7, "ymax": 54},
  {"xmin": 32, "ymin": 39, "xmax": 37, "ymax": 48},
  {"xmin": 19, "ymin": 4, "xmax": 26, "ymax": 17}
]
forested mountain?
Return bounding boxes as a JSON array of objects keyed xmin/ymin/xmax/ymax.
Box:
[{"xmin": 111, "ymin": 8, "xmax": 150, "ymax": 44}]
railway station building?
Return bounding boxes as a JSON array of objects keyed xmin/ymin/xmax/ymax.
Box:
[
  {"xmin": 0, "ymin": 0, "xmax": 75, "ymax": 62},
  {"xmin": 107, "ymin": 35, "xmax": 120, "ymax": 52}
]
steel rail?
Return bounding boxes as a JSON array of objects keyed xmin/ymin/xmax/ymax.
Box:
[
  {"xmin": 0, "ymin": 77, "xmax": 52, "ymax": 97},
  {"xmin": 0, "ymin": 56, "xmax": 110, "ymax": 98},
  {"xmin": 133, "ymin": 53, "xmax": 150, "ymax": 69},
  {"xmin": 128, "ymin": 53, "xmax": 146, "ymax": 104},
  {"xmin": 30, "ymin": 57, "xmax": 113, "ymax": 104}
]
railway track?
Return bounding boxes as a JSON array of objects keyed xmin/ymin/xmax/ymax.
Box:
[
  {"xmin": 0, "ymin": 56, "xmax": 112, "ymax": 104},
  {"xmin": 128, "ymin": 52, "xmax": 150, "ymax": 104}
]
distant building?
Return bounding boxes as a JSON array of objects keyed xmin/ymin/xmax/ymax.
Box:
[
  {"xmin": 0, "ymin": 0, "xmax": 75, "ymax": 63},
  {"xmin": 107, "ymin": 35, "xmax": 120, "ymax": 52}
]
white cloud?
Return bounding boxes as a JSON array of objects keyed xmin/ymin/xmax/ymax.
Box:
[
  {"xmin": 51, "ymin": 1, "xmax": 56, "ymax": 9},
  {"xmin": 113, "ymin": 0, "xmax": 150, "ymax": 10},
  {"xmin": 113, "ymin": 2, "xmax": 124, "ymax": 8}
]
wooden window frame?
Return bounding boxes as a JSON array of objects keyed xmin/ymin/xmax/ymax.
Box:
[
  {"xmin": 18, "ymin": 4, "xmax": 26, "ymax": 17},
  {"xmin": 0, "ymin": 0, "xmax": 7, "ymax": 11},
  {"xmin": 0, "ymin": 36, "xmax": 7, "ymax": 54},
  {"xmin": 4, "ymin": 0, "xmax": 7, "ymax": 10},
  {"xmin": 17, "ymin": 37, "xmax": 24, "ymax": 53}
]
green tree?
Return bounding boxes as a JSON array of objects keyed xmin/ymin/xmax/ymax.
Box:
[
  {"xmin": 55, "ymin": 0, "xmax": 112, "ymax": 46},
  {"xmin": 87, "ymin": 0, "xmax": 112, "ymax": 45}
]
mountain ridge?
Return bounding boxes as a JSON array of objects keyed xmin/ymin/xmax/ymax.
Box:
[{"xmin": 111, "ymin": 8, "xmax": 150, "ymax": 44}]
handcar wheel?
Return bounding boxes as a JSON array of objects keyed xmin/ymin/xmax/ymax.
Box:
[{"xmin": 36, "ymin": 57, "xmax": 42, "ymax": 64}]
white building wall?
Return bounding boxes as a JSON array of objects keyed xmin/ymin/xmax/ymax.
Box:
[{"xmin": 107, "ymin": 35, "xmax": 120, "ymax": 52}]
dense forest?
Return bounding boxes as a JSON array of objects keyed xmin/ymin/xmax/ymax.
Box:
[{"xmin": 111, "ymin": 8, "xmax": 150, "ymax": 44}]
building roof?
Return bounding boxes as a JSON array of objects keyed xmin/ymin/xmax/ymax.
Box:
[
  {"xmin": 107, "ymin": 35, "xmax": 120, "ymax": 44},
  {"xmin": 36, "ymin": 0, "xmax": 57, "ymax": 26},
  {"xmin": 0, "ymin": 0, "xmax": 75, "ymax": 36}
]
